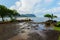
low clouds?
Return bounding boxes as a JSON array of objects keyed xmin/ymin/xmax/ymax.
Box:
[
  {"xmin": 10, "ymin": 0, "xmax": 60, "ymax": 17},
  {"xmin": 15, "ymin": 1, "xmax": 21, "ymax": 7},
  {"xmin": 38, "ymin": 7, "xmax": 60, "ymax": 17},
  {"xmin": 10, "ymin": 0, "xmax": 42, "ymax": 14}
]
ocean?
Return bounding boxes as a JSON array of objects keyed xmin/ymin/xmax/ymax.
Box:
[
  {"xmin": 0, "ymin": 17, "xmax": 60, "ymax": 22},
  {"xmin": 0, "ymin": 17, "xmax": 60, "ymax": 40},
  {"xmin": 17, "ymin": 17, "xmax": 60, "ymax": 22}
]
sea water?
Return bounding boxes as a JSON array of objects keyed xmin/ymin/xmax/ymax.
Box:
[{"xmin": 0, "ymin": 17, "xmax": 60, "ymax": 22}]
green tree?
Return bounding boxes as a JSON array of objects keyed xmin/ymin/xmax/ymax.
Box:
[
  {"xmin": 44, "ymin": 14, "xmax": 57, "ymax": 20},
  {"xmin": 11, "ymin": 10, "xmax": 20, "ymax": 19},
  {"xmin": 7, "ymin": 9, "xmax": 20, "ymax": 20},
  {"xmin": 7, "ymin": 9, "xmax": 13, "ymax": 20},
  {"xmin": 44, "ymin": 14, "xmax": 51, "ymax": 20},
  {"xmin": 50, "ymin": 14, "xmax": 57, "ymax": 20},
  {"xmin": 0, "ymin": 5, "xmax": 20, "ymax": 22},
  {"xmin": 0, "ymin": 5, "xmax": 8, "ymax": 21}
]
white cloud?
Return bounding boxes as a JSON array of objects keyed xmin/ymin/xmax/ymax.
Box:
[
  {"xmin": 10, "ymin": 5, "xmax": 15, "ymax": 9},
  {"xmin": 44, "ymin": 0, "xmax": 53, "ymax": 3},
  {"xmin": 10, "ymin": 0, "xmax": 60, "ymax": 17},
  {"xmin": 41, "ymin": 7, "xmax": 60, "ymax": 17},
  {"xmin": 43, "ymin": 7, "xmax": 60, "ymax": 13},
  {"xmin": 57, "ymin": 2, "xmax": 60, "ymax": 5},
  {"xmin": 15, "ymin": 1, "xmax": 21, "ymax": 7},
  {"xmin": 10, "ymin": 0, "xmax": 41, "ymax": 14},
  {"xmin": 32, "ymin": 6, "xmax": 60, "ymax": 17},
  {"xmin": 10, "ymin": 0, "xmax": 54, "ymax": 14}
]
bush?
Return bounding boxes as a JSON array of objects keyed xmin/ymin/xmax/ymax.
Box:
[
  {"xmin": 56, "ymin": 21, "xmax": 60, "ymax": 27},
  {"xmin": 56, "ymin": 24, "xmax": 60, "ymax": 27},
  {"xmin": 10, "ymin": 19, "xmax": 16, "ymax": 22}
]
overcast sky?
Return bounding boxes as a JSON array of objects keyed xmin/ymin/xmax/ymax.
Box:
[{"xmin": 0, "ymin": 0, "xmax": 60, "ymax": 17}]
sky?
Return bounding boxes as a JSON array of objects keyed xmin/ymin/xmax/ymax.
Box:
[{"xmin": 0, "ymin": 0, "xmax": 60, "ymax": 17}]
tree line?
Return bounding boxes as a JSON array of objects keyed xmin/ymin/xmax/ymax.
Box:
[
  {"xmin": 0, "ymin": 5, "xmax": 57, "ymax": 22},
  {"xmin": 0, "ymin": 5, "xmax": 20, "ymax": 22},
  {"xmin": 44, "ymin": 14, "xmax": 57, "ymax": 20}
]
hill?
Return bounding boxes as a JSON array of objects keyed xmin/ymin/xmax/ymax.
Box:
[{"xmin": 20, "ymin": 14, "xmax": 36, "ymax": 17}]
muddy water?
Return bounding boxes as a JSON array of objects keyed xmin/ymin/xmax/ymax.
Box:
[{"xmin": 0, "ymin": 22, "xmax": 60, "ymax": 40}]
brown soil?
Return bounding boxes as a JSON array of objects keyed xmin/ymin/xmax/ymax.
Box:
[{"xmin": 0, "ymin": 22, "xmax": 60, "ymax": 40}]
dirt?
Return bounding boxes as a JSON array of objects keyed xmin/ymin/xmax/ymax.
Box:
[{"xmin": 0, "ymin": 22, "xmax": 60, "ymax": 40}]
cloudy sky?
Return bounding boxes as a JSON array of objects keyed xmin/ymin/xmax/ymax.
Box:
[{"xmin": 0, "ymin": 0, "xmax": 60, "ymax": 17}]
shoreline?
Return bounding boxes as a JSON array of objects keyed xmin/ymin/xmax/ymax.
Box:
[
  {"xmin": 0, "ymin": 19, "xmax": 32, "ymax": 24},
  {"xmin": 0, "ymin": 21, "xmax": 60, "ymax": 40}
]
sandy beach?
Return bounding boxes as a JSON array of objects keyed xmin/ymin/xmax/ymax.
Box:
[{"xmin": 0, "ymin": 22, "xmax": 60, "ymax": 40}]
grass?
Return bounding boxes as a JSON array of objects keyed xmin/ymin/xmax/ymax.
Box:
[
  {"xmin": 54, "ymin": 27, "xmax": 60, "ymax": 40},
  {"xmin": 54, "ymin": 27, "xmax": 60, "ymax": 31},
  {"xmin": 58, "ymin": 37, "xmax": 60, "ymax": 40}
]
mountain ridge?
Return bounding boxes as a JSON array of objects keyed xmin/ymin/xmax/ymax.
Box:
[{"xmin": 20, "ymin": 14, "xmax": 36, "ymax": 17}]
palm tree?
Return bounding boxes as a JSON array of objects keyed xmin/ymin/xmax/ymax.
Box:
[
  {"xmin": 0, "ymin": 5, "xmax": 8, "ymax": 21},
  {"xmin": 44, "ymin": 14, "xmax": 57, "ymax": 20},
  {"xmin": 0, "ymin": 5, "xmax": 20, "ymax": 21},
  {"xmin": 50, "ymin": 14, "xmax": 57, "ymax": 20},
  {"xmin": 44, "ymin": 14, "xmax": 52, "ymax": 20},
  {"xmin": 7, "ymin": 9, "xmax": 14, "ymax": 20},
  {"xmin": 11, "ymin": 10, "xmax": 20, "ymax": 19},
  {"xmin": 7, "ymin": 9, "xmax": 20, "ymax": 20}
]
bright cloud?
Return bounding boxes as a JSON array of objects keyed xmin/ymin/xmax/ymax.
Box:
[
  {"xmin": 57, "ymin": 2, "xmax": 60, "ymax": 5},
  {"xmin": 39, "ymin": 7, "xmax": 60, "ymax": 17},
  {"xmin": 43, "ymin": 7, "xmax": 60, "ymax": 13},
  {"xmin": 10, "ymin": 0, "xmax": 43, "ymax": 14},
  {"xmin": 44, "ymin": 0, "xmax": 53, "ymax": 3},
  {"xmin": 15, "ymin": 1, "xmax": 21, "ymax": 7},
  {"xmin": 10, "ymin": 0, "xmax": 60, "ymax": 17},
  {"xmin": 10, "ymin": 0, "xmax": 53, "ymax": 13}
]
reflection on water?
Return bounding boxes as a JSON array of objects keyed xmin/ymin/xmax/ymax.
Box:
[{"xmin": 0, "ymin": 22, "xmax": 60, "ymax": 40}]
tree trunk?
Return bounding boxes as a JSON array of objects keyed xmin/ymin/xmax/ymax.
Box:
[
  {"xmin": 14, "ymin": 16, "xmax": 16, "ymax": 20},
  {"xmin": 10, "ymin": 16, "xmax": 13, "ymax": 20},
  {"xmin": 49, "ymin": 18, "xmax": 50, "ymax": 20},
  {"xmin": 50, "ymin": 17, "xmax": 53, "ymax": 21},
  {"xmin": 48, "ymin": 18, "xmax": 51, "ymax": 20},
  {"xmin": 1, "ymin": 16, "xmax": 4, "ymax": 22},
  {"xmin": 9, "ymin": 15, "xmax": 13, "ymax": 20}
]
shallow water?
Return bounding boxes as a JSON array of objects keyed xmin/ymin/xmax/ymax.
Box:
[
  {"xmin": 9, "ymin": 22, "xmax": 60, "ymax": 40},
  {"xmin": 0, "ymin": 22, "xmax": 59, "ymax": 40},
  {"xmin": 0, "ymin": 17, "xmax": 60, "ymax": 22}
]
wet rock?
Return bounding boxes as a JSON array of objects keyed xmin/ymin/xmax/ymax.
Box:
[
  {"xmin": 27, "ymin": 32, "xmax": 44, "ymax": 40},
  {"xmin": 44, "ymin": 30, "xmax": 60, "ymax": 40}
]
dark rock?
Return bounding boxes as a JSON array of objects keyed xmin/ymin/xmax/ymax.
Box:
[
  {"xmin": 44, "ymin": 30, "xmax": 60, "ymax": 40},
  {"xmin": 27, "ymin": 32, "xmax": 44, "ymax": 40}
]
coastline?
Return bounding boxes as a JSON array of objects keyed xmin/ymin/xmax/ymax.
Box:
[{"xmin": 0, "ymin": 21, "xmax": 60, "ymax": 40}]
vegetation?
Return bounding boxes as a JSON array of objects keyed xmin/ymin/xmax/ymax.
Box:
[
  {"xmin": 54, "ymin": 27, "xmax": 60, "ymax": 40},
  {"xmin": 44, "ymin": 14, "xmax": 60, "ymax": 40},
  {"xmin": 0, "ymin": 5, "xmax": 8, "ymax": 21},
  {"xmin": 56, "ymin": 21, "xmax": 60, "ymax": 27},
  {"xmin": 44, "ymin": 14, "xmax": 57, "ymax": 20},
  {"xmin": 7, "ymin": 9, "xmax": 20, "ymax": 20},
  {"xmin": 0, "ymin": 5, "xmax": 60, "ymax": 40},
  {"xmin": 0, "ymin": 5, "xmax": 20, "ymax": 22}
]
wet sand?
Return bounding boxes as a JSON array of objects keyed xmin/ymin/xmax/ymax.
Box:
[{"xmin": 0, "ymin": 22, "xmax": 60, "ymax": 40}]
